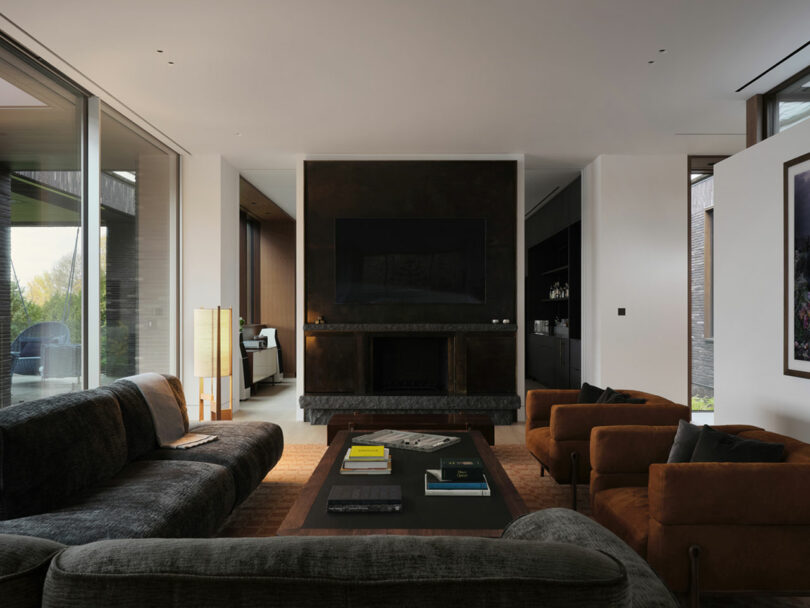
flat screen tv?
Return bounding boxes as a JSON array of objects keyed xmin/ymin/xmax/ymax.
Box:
[{"xmin": 335, "ymin": 218, "xmax": 486, "ymax": 304}]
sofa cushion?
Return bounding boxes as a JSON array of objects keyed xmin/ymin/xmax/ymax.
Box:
[
  {"xmin": 0, "ymin": 461, "xmax": 235, "ymax": 545},
  {"xmin": 578, "ymin": 382, "xmax": 604, "ymax": 403},
  {"xmin": 0, "ymin": 534, "xmax": 64, "ymax": 608},
  {"xmin": 592, "ymin": 487, "xmax": 650, "ymax": 559},
  {"xmin": 42, "ymin": 535, "xmax": 629, "ymax": 608},
  {"xmin": 667, "ymin": 419, "xmax": 702, "ymax": 463},
  {"xmin": 0, "ymin": 389, "xmax": 127, "ymax": 520},
  {"xmin": 503, "ymin": 509, "xmax": 678, "ymax": 608},
  {"xmin": 691, "ymin": 426, "xmax": 784, "ymax": 463},
  {"xmin": 143, "ymin": 421, "xmax": 283, "ymax": 504}
]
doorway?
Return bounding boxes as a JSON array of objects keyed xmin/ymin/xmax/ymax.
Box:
[{"xmin": 688, "ymin": 156, "xmax": 725, "ymax": 424}]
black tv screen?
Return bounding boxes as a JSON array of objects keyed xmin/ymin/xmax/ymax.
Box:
[{"xmin": 335, "ymin": 218, "xmax": 486, "ymax": 304}]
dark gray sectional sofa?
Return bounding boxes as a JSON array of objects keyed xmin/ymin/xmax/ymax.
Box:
[
  {"xmin": 0, "ymin": 375, "xmax": 283, "ymax": 544},
  {"xmin": 1, "ymin": 509, "xmax": 678, "ymax": 608},
  {"xmin": 0, "ymin": 377, "xmax": 679, "ymax": 608}
]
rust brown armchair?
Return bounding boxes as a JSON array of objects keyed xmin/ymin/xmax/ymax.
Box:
[
  {"xmin": 524, "ymin": 388, "xmax": 690, "ymax": 509},
  {"xmin": 589, "ymin": 424, "xmax": 810, "ymax": 607}
]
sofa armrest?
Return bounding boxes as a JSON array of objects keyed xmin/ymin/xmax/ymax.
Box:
[
  {"xmin": 649, "ymin": 462, "xmax": 810, "ymax": 525},
  {"xmin": 551, "ymin": 403, "xmax": 689, "ymax": 441},
  {"xmin": 591, "ymin": 425, "xmax": 677, "ymax": 474},
  {"xmin": 525, "ymin": 389, "xmax": 579, "ymax": 431}
]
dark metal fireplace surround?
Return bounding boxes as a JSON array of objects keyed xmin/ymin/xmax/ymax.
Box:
[
  {"xmin": 301, "ymin": 160, "xmax": 520, "ymax": 424},
  {"xmin": 372, "ymin": 336, "xmax": 449, "ymax": 395}
]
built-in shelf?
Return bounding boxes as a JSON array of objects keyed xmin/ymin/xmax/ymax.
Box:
[{"xmin": 541, "ymin": 264, "xmax": 569, "ymax": 276}]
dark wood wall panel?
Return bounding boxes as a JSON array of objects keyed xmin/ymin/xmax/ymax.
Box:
[
  {"xmin": 304, "ymin": 160, "xmax": 517, "ymax": 324},
  {"xmin": 465, "ymin": 334, "xmax": 516, "ymax": 395},
  {"xmin": 305, "ymin": 334, "xmax": 357, "ymax": 393},
  {"xmin": 260, "ymin": 220, "xmax": 296, "ymax": 377}
]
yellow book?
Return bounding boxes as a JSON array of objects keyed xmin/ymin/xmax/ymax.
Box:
[{"xmin": 349, "ymin": 445, "xmax": 385, "ymax": 459}]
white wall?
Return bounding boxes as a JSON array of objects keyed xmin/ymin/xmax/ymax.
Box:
[
  {"xmin": 181, "ymin": 154, "xmax": 240, "ymax": 418},
  {"xmin": 714, "ymin": 118, "xmax": 810, "ymax": 440},
  {"xmin": 582, "ymin": 154, "xmax": 688, "ymax": 403}
]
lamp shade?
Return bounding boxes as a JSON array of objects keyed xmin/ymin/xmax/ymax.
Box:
[{"xmin": 193, "ymin": 307, "xmax": 232, "ymax": 377}]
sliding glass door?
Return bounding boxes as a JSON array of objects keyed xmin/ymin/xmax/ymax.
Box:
[
  {"xmin": 0, "ymin": 39, "xmax": 85, "ymax": 405},
  {"xmin": 0, "ymin": 37, "xmax": 179, "ymax": 407}
]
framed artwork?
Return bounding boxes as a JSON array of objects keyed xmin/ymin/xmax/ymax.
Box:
[{"xmin": 784, "ymin": 151, "xmax": 810, "ymax": 378}]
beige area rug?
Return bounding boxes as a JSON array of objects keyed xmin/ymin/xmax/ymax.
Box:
[{"xmin": 218, "ymin": 445, "xmax": 810, "ymax": 607}]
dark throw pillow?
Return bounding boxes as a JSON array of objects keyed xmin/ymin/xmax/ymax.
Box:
[
  {"xmin": 578, "ymin": 382, "xmax": 604, "ymax": 403},
  {"xmin": 667, "ymin": 419, "xmax": 703, "ymax": 463},
  {"xmin": 595, "ymin": 387, "xmax": 645, "ymax": 404},
  {"xmin": 691, "ymin": 426, "xmax": 785, "ymax": 463}
]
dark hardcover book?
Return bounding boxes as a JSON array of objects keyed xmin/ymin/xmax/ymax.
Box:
[
  {"xmin": 327, "ymin": 485, "xmax": 402, "ymax": 513},
  {"xmin": 440, "ymin": 457, "xmax": 484, "ymax": 482}
]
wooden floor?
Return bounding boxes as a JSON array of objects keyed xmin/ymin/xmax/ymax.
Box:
[{"xmin": 226, "ymin": 379, "xmax": 526, "ymax": 445}]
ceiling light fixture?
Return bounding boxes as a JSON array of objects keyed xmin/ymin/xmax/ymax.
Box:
[
  {"xmin": 658, "ymin": 49, "xmax": 667, "ymax": 53},
  {"xmin": 648, "ymin": 60, "xmax": 655, "ymax": 64},
  {"xmin": 156, "ymin": 49, "xmax": 163, "ymax": 53},
  {"xmin": 168, "ymin": 61, "xmax": 175, "ymax": 65}
]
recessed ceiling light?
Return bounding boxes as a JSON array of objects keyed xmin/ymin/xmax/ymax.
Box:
[
  {"xmin": 658, "ymin": 49, "xmax": 667, "ymax": 53},
  {"xmin": 156, "ymin": 49, "xmax": 163, "ymax": 53},
  {"xmin": 168, "ymin": 61, "xmax": 175, "ymax": 65},
  {"xmin": 648, "ymin": 60, "xmax": 655, "ymax": 64}
]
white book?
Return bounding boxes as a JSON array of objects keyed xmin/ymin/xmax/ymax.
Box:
[{"xmin": 424, "ymin": 473, "xmax": 491, "ymax": 496}]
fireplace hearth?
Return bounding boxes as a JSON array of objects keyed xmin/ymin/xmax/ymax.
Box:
[{"xmin": 372, "ymin": 336, "xmax": 449, "ymax": 395}]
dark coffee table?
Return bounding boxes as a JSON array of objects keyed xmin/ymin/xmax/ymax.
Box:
[
  {"xmin": 276, "ymin": 430, "xmax": 527, "ymax": 537},
  {"xmin": 326, "ymin": 413, "xmax": 495, "ymax": 445}
]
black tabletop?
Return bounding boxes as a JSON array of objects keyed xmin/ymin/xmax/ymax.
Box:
[{"xmin": 301, "ymin": 432, "xmax": 515, "ymax": 531}]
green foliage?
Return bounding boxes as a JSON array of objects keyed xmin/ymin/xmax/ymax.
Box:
[{"xmin": 691, "ymin": 396, "xmax": 714, "ymax": 412}]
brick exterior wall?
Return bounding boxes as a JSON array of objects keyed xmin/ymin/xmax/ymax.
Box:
[{"xmin": 691, "ymin": 177, "xmax": 714, "ymax": 399}]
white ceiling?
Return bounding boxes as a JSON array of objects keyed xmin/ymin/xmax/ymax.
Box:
[{"xmin": 3, "ymin": 0, "xmax": 810, "ymax": 216}]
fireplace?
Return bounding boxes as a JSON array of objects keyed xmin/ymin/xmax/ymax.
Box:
[{"xmin": 372, "ymin": 336, "xmax": 449, "ymax": 395}]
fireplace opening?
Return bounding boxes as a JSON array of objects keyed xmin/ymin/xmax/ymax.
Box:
[{"xmin": 372, "ymin": 336, "xmax": 449, "ymax": 395}]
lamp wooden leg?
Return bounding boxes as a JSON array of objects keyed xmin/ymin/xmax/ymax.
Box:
[
  {"xmin": 570, "ymin": 451, "xmax": 579, "ymax": 511},
  {"xmin": 199, "ymin": 378, "xmax": 205, "ymax": 421}
]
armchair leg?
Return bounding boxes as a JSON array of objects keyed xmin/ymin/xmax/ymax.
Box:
[
  {"xmin": 569, "ymin": 451, "xmax": 579, "ymax": 511},
  {"xmin": 688, "ymin": 545, "xmax": 701, "ymax": 608}
]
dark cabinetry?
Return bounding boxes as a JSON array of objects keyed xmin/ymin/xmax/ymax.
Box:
[
  {"xmin": 527, "ymin": 334, "xmax": 580, "ymax": 389},
  {"xmin": 525, "ymin": 176, "xmax": 581, "ymax": 389}
]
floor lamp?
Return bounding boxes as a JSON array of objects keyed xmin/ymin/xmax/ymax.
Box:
[{"xmin": 194, "ymin": 306, "xmax": 233, "ymax": 421}]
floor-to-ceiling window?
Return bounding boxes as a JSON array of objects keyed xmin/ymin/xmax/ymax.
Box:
[
  {"xmin": 688, "ymin": 156, "xmax": 724, "ymax": 422},
  {"xmin": 100, "ymin": 105, "xmax": 178, "ymax": 383},
  {"xmin": 0, "ymin": 37, "xmax": 179, "ymax": 407},
  {"xmin": 1, "ymin": 38, "xmax": 85, "ymax": 405}
]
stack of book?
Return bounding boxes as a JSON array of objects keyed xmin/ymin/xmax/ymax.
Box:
[
  {"xmin": 340, "ymin": 444, "xmax": 391, "ymax": 475},
  {"xmin": 424, "ymin": 457, "xmax": 490, "ymax": 496}
]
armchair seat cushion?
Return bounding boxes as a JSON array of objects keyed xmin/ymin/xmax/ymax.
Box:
[
  {"xmin": 143, "ymin": 421, "xmax": 283, "ymax": 505},
  {"xmin": 0, "ymin": 461, "xmax": 235, "ymax": 545},
  {"xmin": 592, "ymin": 487, "xmax": 650, "ymax": 558}
]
